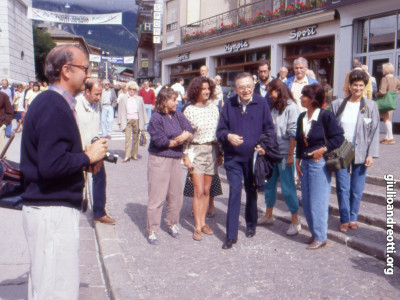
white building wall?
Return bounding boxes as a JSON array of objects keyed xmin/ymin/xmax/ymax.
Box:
[{"xmin": 0, "ymin": 0, "xmax": 35, "ymax": 84}]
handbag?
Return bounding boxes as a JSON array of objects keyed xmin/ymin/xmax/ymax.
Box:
[
  {"xmin": 321, "ymin": 110, "xmax": 355, "ymax": 172},
  {"xmin": 375, "ymin": 90, "xmax": 397, "ymax": 113},
  {"xmin": 0, "ymin": 123, "xmax": 24, "ymax": 210},
  {"xmin": 139, "ymin": 130, "xmax": 147, "ymax": 146}
]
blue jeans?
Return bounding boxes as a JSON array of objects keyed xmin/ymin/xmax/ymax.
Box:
[
  {"xmin": 264, "ymin": 156, "xmax": 299, "ymax": 214},
  {"xmin": 300, "ymin": 158, "xmax": 331, "ymax": 242},
  {"xmin": 101, "ymin": 105, "xmax": 114, "ymax": 137},
  {"xmin": 6, "ymin": 124, "xmax": 11, "ymax": 137},
  {"xmin": 224, "ymin": 158, "xmax": 258, "ymax": 240},
  {"xmin": 144, "ymin": 104, "xmax": 153, "ymax": 128},
  {"xmin": 92, "ymin": 163, "xmax": 107, "ymax": 219},
  {"xmin": 335, "ymin": 162, "xmax": 367, "ymax": 223}
]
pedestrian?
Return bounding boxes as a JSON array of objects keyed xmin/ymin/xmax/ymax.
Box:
[
  {"xmin": 138, "ymin": 80, "xmax": 156, "ymax": 125},
  {"xmin": 75, "ymin": 78, "xmax": 116, "ymax": 225},
  {"xmin": 295, "ymin": 83, "xmax": 344, "ymax": 250},
  {"xmin": 24, "ymin": 82, "xmax": 41, "ymax": 111},
  {"xmin": 285, "ymin": 57, "xmax": 319, "ymax": 112},
  {"xmin": 12, "ymin": 84, "xmax": 25, "ymax": 132},
  {"xmin": 118, "ymin": 81, "xmax": 148, "ymax": 162},
  {"xmin": 254, "ymin": 60, "xmax": 274, "ymax": 106},
  {"xmin": 212, "ymin": 75, "xmax": 224, "ymax": 109},
  {"xmin": 375, "ymin": 62, "xmax": 400, "ymax": 145},
  {"xmin": 279, "ymin": 66, "xmax": 288, "ymax": 82},
  {"xmin": 100, "ymin": 80, "xmax": 117, "ymax": 139},
  {"xmin": 200, "ymin": 65, "xmax": 208, "ymax": 77},
  {"xmin": 343, "ymin": 59, "xmax": 373, "ymax": 100},
  {"xmin": 217, "ymin": 72, "xmax": 274, "ymax": 249},
  {"xmin": 183, "ymin": 76, "xmax": 221, "ymax": 241},
  {"xmin": 20, "ymin": 44, "xmax": 108, "ymax": 299},
  {"xmin": 171, "ymin": 77, "xmax": 186, "ymax": 111},
  {"xmin": 0, "ymin": 91, "xmax": 13, "ymax": 154},
  {"xmin": 146, "ymin": 86, "xmax": 193, "ymax": 244},
  {"xmin": 257, "ymin": 79, "xmax": 301, "ymax": 236},
  {"xmin": 330, "ymin": 69, "xmax": 379, "ymax": 233},
  {"xmin": 1, "ymin": 79, "xmax": 15, "ymax": 137}
]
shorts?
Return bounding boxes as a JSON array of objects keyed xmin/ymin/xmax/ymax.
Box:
[
  {"xmin": 191, "ymin": 144, "xmax": 217, "ymax": 176},
  {"xmin": 14, "ymin": 111, "xmax": 23, "ymax": 120}
]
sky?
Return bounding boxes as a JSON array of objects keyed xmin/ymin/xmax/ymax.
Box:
[{"xmin": 33, "ymin": 0, "xmax": 138, "ymax": 13}]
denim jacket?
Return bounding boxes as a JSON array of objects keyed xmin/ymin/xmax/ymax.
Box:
[{"xmin": 329, "ymin": 97, "xmax": 379, "ymax": 164}]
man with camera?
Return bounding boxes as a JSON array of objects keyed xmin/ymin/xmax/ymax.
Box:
[
  {"xmin": 76, "ymin": 78, "xmax": 116, "ymax": 225},
  {"xmin": 20, "ymin": 45, "xmax": 108, "ymax": 300}
]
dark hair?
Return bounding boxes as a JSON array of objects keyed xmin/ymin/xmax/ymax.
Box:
[
  {"xmin": 268, "ymin": 79, "xmax": 294, "ymax": 115},
  {"xmin": 33, "ymin": 82, "xmax": 40, "ymax": 89},
  {"xmin": 187, "ymin": 76, "xmax": 215, "ymax": 104},
  {"xmin": 301, "ymin": 83, "xmax": 325, "ymax": 108},
  {"xmin": 155, "ymin": 85, "xmax": 178, "ymax": 113},
  {"xmin": 177, "ymin": 77, "xmax": 184, "ymax": 82},
  {"xmin": 85, "ymin": 79, "xmax": 101, "ymax": 92},
  {"xmin": 258, "ymin": 59, "xmax": 270, "ymax": 70},
  {"xmin": 349, "ymin": 69, "xmax": 369, "ymax": 85},
  {"xmin": 44, "ymin": 45, "xmax": 77, "ymax": 83},
  {"xmin": 234, "ymin": 72, "xmax": 253, "ymax": 88}
]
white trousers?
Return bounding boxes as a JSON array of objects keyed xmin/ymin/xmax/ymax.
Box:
[{"xmin": 22, "ymin": 205, "xmax": 80, "ymax": 300}]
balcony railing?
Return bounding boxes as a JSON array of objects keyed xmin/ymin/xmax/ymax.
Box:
[{"xmin": 181, "ymin": 0, "xmax": 333, "ymax": 44}]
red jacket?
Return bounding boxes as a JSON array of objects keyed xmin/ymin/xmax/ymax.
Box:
[{"xmin": 138, "ymin": 88, "xmax": 155, "ymax": 105}]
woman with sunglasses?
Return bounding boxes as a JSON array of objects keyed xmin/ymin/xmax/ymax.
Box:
[
  {"xmin": 146, "ymin": 86, "xmax": 193, "ymax": 245},
  {"xmin": 183, "ymin": 76, "xmax": 221, "ymax": 241},
  {"xmin": 295, "ymin": 84, "xmax": 344, "ymax": 250}
]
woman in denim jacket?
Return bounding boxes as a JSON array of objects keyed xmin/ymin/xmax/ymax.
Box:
[{"xmin": 330, "ymin": 69, "xmax": 379, "ymax": 232}]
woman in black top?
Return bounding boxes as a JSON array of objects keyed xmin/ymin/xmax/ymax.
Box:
[{"xmin": 295, "ymin": 84, "xmax": 344, "ymax": 250}]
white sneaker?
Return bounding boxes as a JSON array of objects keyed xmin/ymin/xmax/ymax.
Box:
[
  {"xmin": 167, "ymin": 224, "xmax": 180, "ymax": 238},
  {"xmin": 257, "ymin": 216, "xmax": 274, "ymax": 225},
  {"xmin": 147, "ymin": 231, "xmax": 159, "ymax": 245},
  {"xmin": 286, "ymin": 223, "xmax": 301, "ymax": 236}
]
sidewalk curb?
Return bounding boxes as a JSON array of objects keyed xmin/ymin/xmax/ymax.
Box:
[{"xmin": 94, "ymin": 223, "xmax": 138, "ymax": 300}]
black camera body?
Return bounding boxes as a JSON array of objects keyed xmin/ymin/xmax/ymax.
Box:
[{"xmin": 91, "ymin": 137, "xmax": 118, "ymax": 164}]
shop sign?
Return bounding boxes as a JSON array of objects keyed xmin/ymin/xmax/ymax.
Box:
[
  {"xmin": 224, "ymin": 40, "xmax": 249, "ymax": 53},
  {"xmin": 177, "ymin": 52, "xmax": 190, "ymax": 62},
  {"xmin": 289, "ymin": 25, "xmax": 317, "ymax": 41}
]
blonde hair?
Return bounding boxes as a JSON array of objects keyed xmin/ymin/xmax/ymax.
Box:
[
  {"xmin": 382, "ymin": 63, "xmax": 394, "ymax": 76},
  {"xmin": 126, "ymin": 81, "xmax": 139, "ymax": 91}
]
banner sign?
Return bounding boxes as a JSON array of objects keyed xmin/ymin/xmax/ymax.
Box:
[
  {"xmin": 28, "ymin": 7, "xmax": 122, "ymax": 25},
  {"xmin": 90, "ymin": 55, "xmax": 134, "ymax": 64}
]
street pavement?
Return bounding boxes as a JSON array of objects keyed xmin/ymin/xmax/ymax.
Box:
[{"xmin": 1, "ymin": 119, "xmax": 400, "ymax": 299}]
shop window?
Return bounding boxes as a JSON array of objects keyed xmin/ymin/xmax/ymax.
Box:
[
  {"xmin": 398, "ymin": 14, "xmax": 400, "ymax": 49},
  {"xmin": 369, "ymin": 14, "xmax": 396, "ymax": 52},
  {"xmin": 354, "ymin": 20, "xmax": 369, "ymax": 53},
  {"xmin": 285, "ymin": 37, "xmax": 333, "ymax": 58}
]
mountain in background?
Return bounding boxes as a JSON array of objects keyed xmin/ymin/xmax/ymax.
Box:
[{"xmin": 33, "ymin": 0, "xmax": 138, "ymax": 57}]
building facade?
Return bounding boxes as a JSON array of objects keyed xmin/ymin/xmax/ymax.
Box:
[
  {"xmin": 160, "ymin": 0, "xmax": 400, "ymax": 130},
  {"xmin": 0, "ymin": 0, "xmax": 35, "ymax": 84}
]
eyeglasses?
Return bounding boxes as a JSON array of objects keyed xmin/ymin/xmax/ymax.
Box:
[
  {"xmin": 67, "ymin": 64, "xmax": 90, "ymax": 72},
  {"xmin": 237, "ymin": 85, "xmax": 254, "ymax": 92}
]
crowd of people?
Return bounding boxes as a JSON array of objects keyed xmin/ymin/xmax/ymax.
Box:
[{"xmin": 0, "ymin": 43, "xmax": 399, "ymax": 299}]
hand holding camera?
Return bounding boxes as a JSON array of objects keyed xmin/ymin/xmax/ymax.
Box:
[{"xmin": 85, "ymin": 138, "xmax": 108, "ymax": 164}]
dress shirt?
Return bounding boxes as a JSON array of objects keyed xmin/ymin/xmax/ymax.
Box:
[{"xmin": 291, "ymin": 76, "xmax": 309, "ymax": 112}]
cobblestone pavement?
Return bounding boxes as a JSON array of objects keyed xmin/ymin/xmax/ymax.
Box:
[{"xmin": 104, "ymin": 134, "xmax": 400, "ymax": 300}]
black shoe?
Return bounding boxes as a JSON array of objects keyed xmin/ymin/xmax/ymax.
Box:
[
  {"xmin": 222, "ymin": 239, "xmax": 237, "ymax": 249},
  {"xmin": 245, "ymin": 228, "xmax": 256, "ymax": 238}
]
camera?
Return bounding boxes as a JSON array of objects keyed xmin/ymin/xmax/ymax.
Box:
[{"xmin": 91, "ymin": 137, "xmax": 118, "ymax": 164}]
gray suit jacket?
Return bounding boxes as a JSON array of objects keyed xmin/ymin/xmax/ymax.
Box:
[
  {"xmin": 118, "ymin": 95, "xmax": 148, "ymax": 131},
  {"xmin": 330, "ymin": 97, "xmax": 379, "ymax": 164}
]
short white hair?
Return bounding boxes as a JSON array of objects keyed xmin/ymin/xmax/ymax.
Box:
[
  {"xmin": 293, "ymin": 57, "xmax": 308, "ymax": 67},
  {"xmin": 126, "ymin": 81, "xmax": 139, "ymax": 91}
]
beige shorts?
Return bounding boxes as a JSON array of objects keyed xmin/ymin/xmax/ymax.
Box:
[{"xmin": 190, "ymin": 144, "xmax": 217, "ymax": 176}]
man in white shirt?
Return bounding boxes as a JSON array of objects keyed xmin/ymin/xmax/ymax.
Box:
[
  {"xmin": 285, "ymin": 57, "xmax": 319, "ymax": 112},
  {"xmin": 171, "ymin": 77, "xmax": 185, "ymax": 103},
  {"xmin": 100, "ymin": 80, "xmax": 117, "ymax": 139},
  {"xmin": 76, "ymin": 79, "xmax": 116, "ymax": 225},
  {"xmin": 214, "ymin": 75, "xmax": 224, "ymax": 108}
]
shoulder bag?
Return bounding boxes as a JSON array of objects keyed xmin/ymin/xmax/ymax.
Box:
[
  {"xmin": 321, "ymin": 109, "xmax": 355, "ymax": 172},
  {"xmin": 0, "ymin": 123, "xmax": 24, "ymax": 210},
  {"xmin": 139, "ymin": 130, "xmax": 147, "ymax": 146},
  {"xmin": 375, "ymin": 90, "xmax": 397, "ymax": 113}
]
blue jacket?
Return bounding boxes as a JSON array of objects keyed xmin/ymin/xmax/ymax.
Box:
[
  {"xmin": 254, "ymin": 81, "xmax": 273, "ymax": 107},
  {"xmin": 21, "ymin": 90, "xmax": 90, "ymax": 209},
  {"xmin": 285, "ymin": 76, "xmax": 319, "ymax": 90},
  {"xmin": 296, "ymin": 109, "xmax": 344, "ymax": 160},
  {"xmin": 217, "ymin": 93, "xmax": 274, "ymax": 162}
]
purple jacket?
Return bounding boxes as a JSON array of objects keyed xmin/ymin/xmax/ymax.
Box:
[{"xmin": 217, "ymin": 94, "xmax": 274, "ymax": 162}]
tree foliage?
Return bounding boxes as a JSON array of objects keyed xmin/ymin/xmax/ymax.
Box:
[{"xmin": 33, "ymin": 25, "xmax": 56, "ymax": 81}]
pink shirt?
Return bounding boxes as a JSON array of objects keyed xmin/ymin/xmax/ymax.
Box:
[{"xmin": 126, "ymin": 97, "xmax": 139, "ymax": 120}]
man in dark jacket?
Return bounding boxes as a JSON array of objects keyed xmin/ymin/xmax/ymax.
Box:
[
  {"xmin": 20, "ymin": 44, "xmax": 108, "ymax": 300},
  {"xmin": 217, "ymin": 72, "xmax": 274, "ymax": 249},
  {"xmin": 0, "ymin": 91, "xmax": 14, "ymax": 155},
  {"xmin": 254, "ymin": 60, "xmax": 273, "ymax": 106}
]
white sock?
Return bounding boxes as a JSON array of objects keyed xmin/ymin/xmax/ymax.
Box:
[{"xmin": 385, "ymin": 120, "xmax": 393, "ymax": 140}]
